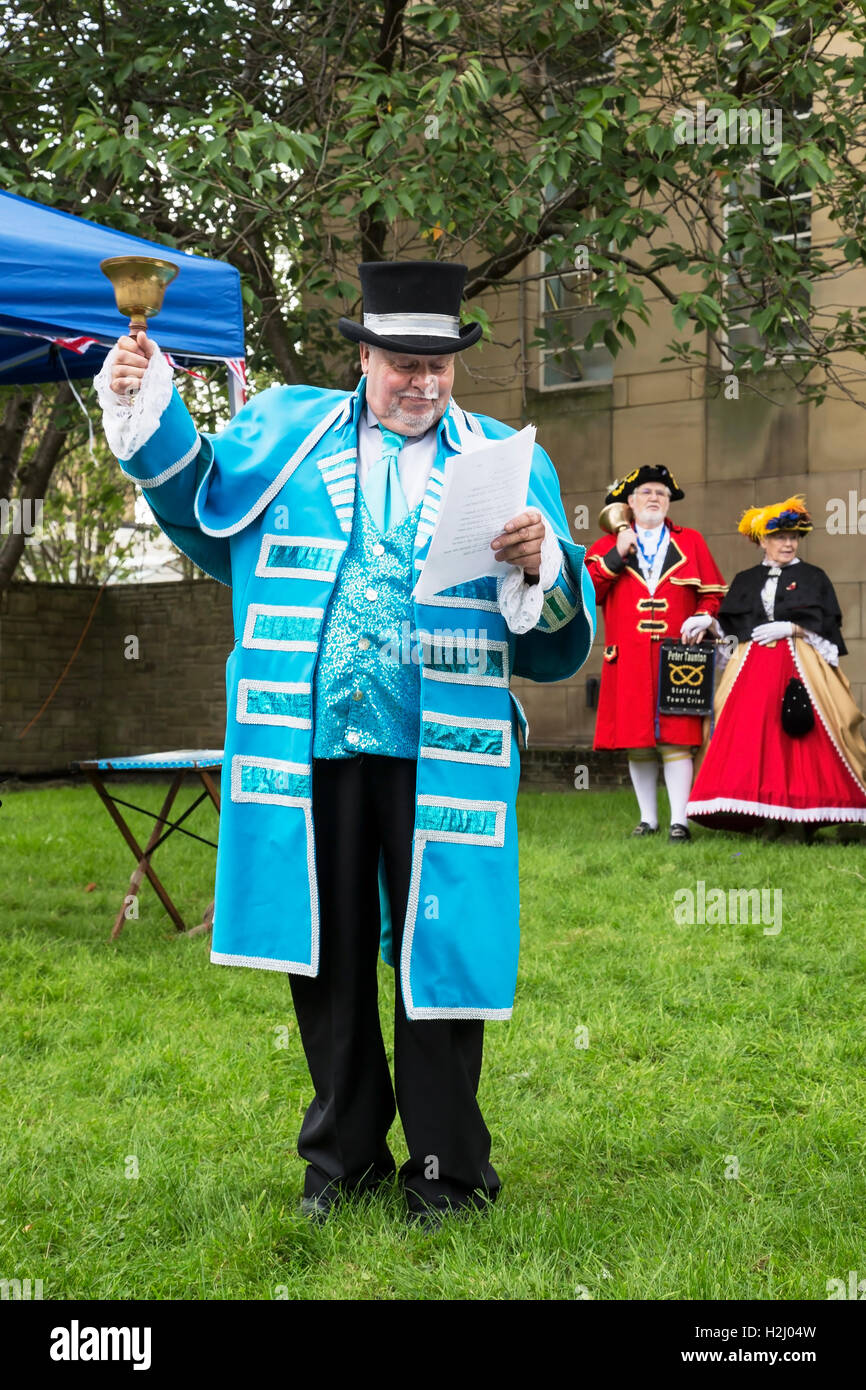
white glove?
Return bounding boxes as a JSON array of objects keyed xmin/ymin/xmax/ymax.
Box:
[
  {"xmin": 750, "ymin": 621, "xmax": 794, "ymax": 645},
  {"xmin": 680, "ymin": 614, "xmax": 713, "ymax": 640}
]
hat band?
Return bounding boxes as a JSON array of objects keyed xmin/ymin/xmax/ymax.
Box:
[{"xmin": 362, "ymin": 311, "xmax": 461, "ymax": 338}]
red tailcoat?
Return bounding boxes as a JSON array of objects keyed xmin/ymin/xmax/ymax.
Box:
[{"xmin": 586, "ymin": 522, "xmax": 726, "ymax": 748}]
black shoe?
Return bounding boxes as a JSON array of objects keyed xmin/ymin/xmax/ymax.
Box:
[
  {"xmin": 299, "ymin": 1192, "xmax": 339, "ymax": 1224},
  {"xmin": 406, "ymin": 1207, "xmax": 448, "ymax": 1233},
  {"xmin": 631, "ymin": 821, "xmax": 659, "ymax": 837},
  {"xmin": 300, "ymin": 1168, "xmax": 393, "ymax": 1223},
  {"xmin": 405, "ymin": 1194, "xmax": 495, "ymax": 1232},
  {"xmin": 669, "ymin": 823, "xmax": 692, "ymax": 842},
  {"xmin": 759, "ymin": 819, "xmax": 785, "ymax": 841},
  {"xmin": 406, "ymin": 1205, "xmax": 481, "ymax": 1233}
]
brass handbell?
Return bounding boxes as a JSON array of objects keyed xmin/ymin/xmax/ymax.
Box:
[
  {"xmin": 598, "ymin": 500, "xmax": 634, "ymax": 536},
  {"xmin": 100, "ymin": 255, "xmax": 179, "ymax": 400},
  {"xmin": 100, "ymin": 255, "xmax": 179, "ymax": 336},
  {"xmin": 598, "ymin": 500, "xmax": 636, "ymax": 556}
]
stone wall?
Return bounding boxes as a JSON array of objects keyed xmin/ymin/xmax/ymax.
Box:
[
  {"xmin": 0, "ymin": 579, "xmax": 233, "ymax": 776},
  {"xmin": 517, "ymin": 746, "xmax": 630, "ymax": 792},
  {"xmin": 0, "ymin": 578, "xmax": 615, "ymax": 782}
]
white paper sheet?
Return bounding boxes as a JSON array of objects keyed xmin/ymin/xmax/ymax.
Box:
[{"xmin": 412, "ymin": 424, "xmax": 536, "ymax": 601}]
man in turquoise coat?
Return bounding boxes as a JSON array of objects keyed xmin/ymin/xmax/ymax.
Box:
[{"xmin": 96, "ymin": 260, "xmax": 595, "ymax": 1227}]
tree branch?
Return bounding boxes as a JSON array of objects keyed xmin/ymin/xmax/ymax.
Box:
[{"xmin": 0, "ymin": 384, "xmax": 74, "ymax": 592}]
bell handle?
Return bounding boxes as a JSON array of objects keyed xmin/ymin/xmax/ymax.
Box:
[
  {"xmin": 123, "ymin": 318, "xmax": 149, "ymax": 401},
  {"xmin": 613, "ymin": 521, "xmax": 637, "ymax": 556}
]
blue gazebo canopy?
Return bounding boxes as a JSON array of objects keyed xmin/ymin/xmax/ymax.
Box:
[{"xmin": 0, "ymin": 189, "xmax": 245, "ymax": 387}]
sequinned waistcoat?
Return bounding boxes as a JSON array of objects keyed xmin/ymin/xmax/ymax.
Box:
[{"xmin": 313, "ymin": 489, "xmax": 424, "ymax": 759}]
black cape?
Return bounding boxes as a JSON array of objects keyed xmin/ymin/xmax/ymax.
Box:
[{"xmin": 718, "ymin": 560, "xmax": 847, "ymax": 655}]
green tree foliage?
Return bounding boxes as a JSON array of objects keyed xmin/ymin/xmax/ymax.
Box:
[{"xmin": 1, "ymin": 1, "xmax": 865, "ymax": 580}]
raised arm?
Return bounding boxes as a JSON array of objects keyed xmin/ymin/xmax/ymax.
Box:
[
  {"xmin": 96, "ymin": 333, "xmax": 205, "ymax": 524},
  {"xmin": 95, "ymin": 332, "xmax": 230, "ymax": 583}
]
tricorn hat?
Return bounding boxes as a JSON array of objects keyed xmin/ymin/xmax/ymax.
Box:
[
  {"xmin": 338, "ymin": 260, "xmax": 483, "ymax": 355},
  {"xmin": 604, "ymin": 464, "xmax": 685, "ymax": 506}
]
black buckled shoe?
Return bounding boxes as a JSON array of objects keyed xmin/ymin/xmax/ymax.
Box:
[
  {"xmin": 631, "ymin": 821, "xmax": 659, "ymax": 837},
  {"xmin": 669, "ymin": 823, "xmax": 692, "ymax": 842}
]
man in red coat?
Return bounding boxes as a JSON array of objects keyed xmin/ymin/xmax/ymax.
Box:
[{"xmin": 586, "ymin": 465, "xmax": 726, "ymax": 840}]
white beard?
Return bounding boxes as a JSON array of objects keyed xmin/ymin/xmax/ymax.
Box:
[
  {"xmin": 388, "ymin": 400, "xmax": 440, "ymax": 434},
  {"xmin": 633, "ymin": 509, "xmax": 666, "ymax": 529}
]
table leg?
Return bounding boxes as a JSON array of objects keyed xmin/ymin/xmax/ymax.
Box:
[
  {"xmin": 84, "ymin": 770, "xmax": 188, "ymax": 937},
  {"xmin": 186, "ymin": 898, "xmax": 215, "ymax": 938},
  {"xmin": 198, "ymin": 767, "xmax": 221, "ymax": 813}
]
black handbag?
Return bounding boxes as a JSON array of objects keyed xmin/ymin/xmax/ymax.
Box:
[{"xmin": 781, "ymin": 676, "xmax": 814, "ymax": 737}]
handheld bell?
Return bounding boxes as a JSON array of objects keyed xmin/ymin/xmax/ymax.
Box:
[
  {"xmin": 100, "ymin": 255, "xmax": 179, "ymax": 399},
  {"xmin": 598, "ymin": 501, "xmax": 634, "ymax": 536},
  {"xmin": 100, "ymin": 255, "xmax": 179, "ymax": 336},
  {"xmin": 598, "ymin": 500, "xmax": 636, "ymax": 557}
]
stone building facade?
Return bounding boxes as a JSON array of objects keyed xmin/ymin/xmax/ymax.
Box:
[{"xmin": 448, "ymin": 243, "xmax": 866, "ymax": 747}]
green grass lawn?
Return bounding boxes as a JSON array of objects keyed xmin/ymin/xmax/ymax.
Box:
[{"xmin": 0, "ymin": 778, "xmax": 864, "ymax": 1300}]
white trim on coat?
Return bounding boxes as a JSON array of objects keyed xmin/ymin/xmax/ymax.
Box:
[
  {"xmin": 122, "ymin": 434, "xmax": 202, "ymax": 489},
  {"xmin": 242, "ymin": 603, "xmax": 325, "ymax": 652},
  {"xmin": 399, "ymin": 831, "xmax": 513, "ymax": 1021},
  {"xmin": 420, "ymin": 635, "xmax": 510, "ymax": 687},
  {"xmin": 210, "ymin": 951, "xmax": 318, "ymax": 975},
  {"xmin": 236, "ymin": 678, "xmax": 312, "ymax": 728},
  {"xmin": 419, "ymin": 711, "xmax": 511, "ymax": 767},
  {"xmin": 230, "ymin": 754, "xmax": 312, "ymax": 806},
  {"xmin": 317, "ymin": 449, "xmax": 357, "ymax": 474},
  {"xmin": 415, "ymin": 793, "xmax": 507, "ymax": 846},
  {"xmin": 421, "ymin": 592, "xmax": 501, "ymax": 613},
  {"xmin": 254, "ymin": 532, "xmax": 347, "ymax": 580}
]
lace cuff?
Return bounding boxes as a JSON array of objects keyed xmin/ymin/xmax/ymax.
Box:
[
  {"xmin": 93, "ymin": 342, "xmax": 175, "ymax": 461},
  {"xmin": 498, "ymin": 516, "xmax": 563, "ymax": 636},
  {"xmin": 801, "ymin": 629, "xmax": 839, "ymax": 668}
]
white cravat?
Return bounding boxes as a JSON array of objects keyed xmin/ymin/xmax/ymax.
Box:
[
  {"xmin": 759, "ymin": 554, "xmax": 799, "ymax": 620},
  {"xmin": 635, "ymin": 521, "xmax": 670, "ymax": 594}
]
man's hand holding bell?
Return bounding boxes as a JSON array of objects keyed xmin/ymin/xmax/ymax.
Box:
[{"xmin": 110, "ymin": 330, "xmax": 155, "ymax": 400}]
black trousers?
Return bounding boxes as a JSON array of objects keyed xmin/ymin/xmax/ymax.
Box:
[{"xmin": 288, "ymin": 753, "xmax": 501, "ymax": 1213}]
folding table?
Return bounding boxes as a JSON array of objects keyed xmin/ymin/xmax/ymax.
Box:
[{"xmin": 69, "ymin": 750, "xmax": 223, "ymax": 939}]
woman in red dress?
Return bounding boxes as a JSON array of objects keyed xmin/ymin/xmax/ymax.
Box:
[{"xmin": 687, "ymin": 496, "xmax": 866, "ymax": 832}]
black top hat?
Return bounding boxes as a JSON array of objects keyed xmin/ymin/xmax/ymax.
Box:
[
  {"xmin": 604, "ymin": 464, "xmax": 685, "ymax": 505},
  {"xmin": 338, "ymin": 261, "xmax": 483, "ymax": 355}
]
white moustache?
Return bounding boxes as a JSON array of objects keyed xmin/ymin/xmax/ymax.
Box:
[{"xmin": 400, "ymin": 385, "xmax": 439, "ymax": 401}]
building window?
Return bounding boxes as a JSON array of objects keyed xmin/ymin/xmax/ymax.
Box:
[
  {"xmin": 722, "ymin": 135, "xmax": 812, "ymax": 369},
  {"xmin": 537, "ymin": 245, "xmax": 614, "ymax": 390},
  {"xmin": 536, "ymin": 41, "xmax": 616, "ymax": 391},
  {"xmin": 721, "ymin": 18, "xmax": 812, "ymax": 368}
]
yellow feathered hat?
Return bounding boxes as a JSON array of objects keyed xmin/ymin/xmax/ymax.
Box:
[{"xmin": 737, "ymin": 495, "xmax": 813, "ymax": 543}]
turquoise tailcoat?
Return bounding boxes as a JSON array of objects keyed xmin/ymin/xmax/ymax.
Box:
[{"xmin": 114, "ymin": 376, "xmax": 596, "ymax": 1019}]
